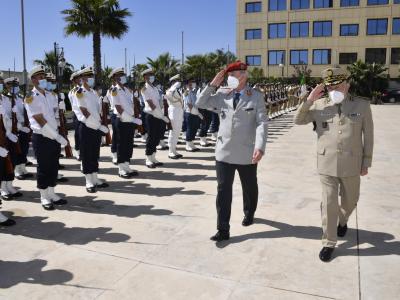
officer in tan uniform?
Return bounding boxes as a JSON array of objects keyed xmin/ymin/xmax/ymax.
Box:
[{"xmin": 294, "ymin": 67, "xmax": 374, "ymax": 262}]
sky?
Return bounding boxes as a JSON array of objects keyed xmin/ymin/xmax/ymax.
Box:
[{"xmin": 0, "ymin": 0, "xmax": 236, "ymax": 72}]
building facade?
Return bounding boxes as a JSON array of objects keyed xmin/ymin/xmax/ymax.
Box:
[{"xmin": 236, "ymin": 0, "xmax": 400, "ymax": 78}]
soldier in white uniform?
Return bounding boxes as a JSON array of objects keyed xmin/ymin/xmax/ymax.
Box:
[
  {"xmin": 140, "ymin": 68, "xmax": 170, "ymax": 168},
  {"xmin": 165, "ymin": 74, "xmax": 184, "ymax": 159},
  {"xmin": 73, "ymin": 67, "xmax": 109, "ymax": 193},
  {"xmin": 197, "ymin": 61, "xmax": 268, "ymax": 241},
  {"xmin": 3, "ymin": 77, "xmax": 31, "ymax": 181},
  {"xmin": 108, "ymin": 67, "xmax": 142, "ymax": 178},
  {"xmin": 294, "ymin": 67, "xmax": 374, "ymax": 262},
  {"xmin": 69, "ymin": 71, "xmax": 82, "ymax": 160},
  {"xmin": 24, "ymin": 66, "xmax": 68, "ymax": 210},
  {"xmin": 183, "ymin": 79, "xmax": 202, "ymax": 152}
]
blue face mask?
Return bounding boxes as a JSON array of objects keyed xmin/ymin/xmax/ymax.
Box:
[
  {"xmin": 120, "ymin": 76, "xmax": 127, "ymax": 85},
  {"xmin": 47, "ymin": 82, "xmax": 54, "ymax": 91},
  {"xmin": 38, "ymin": 79, "xmax": 47, "ymax": 90},
  {"xmin": 87, "ymin": 78, "xmax": 95, "ymax": 88},
  {"xmin": 0, "ymin": 84, "xmax": 3, "ymax": 92}
]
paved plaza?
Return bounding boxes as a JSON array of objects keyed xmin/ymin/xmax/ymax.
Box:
[{"xmin": 0, "ymin": 105, "xmax": 399, "ymax": 300}]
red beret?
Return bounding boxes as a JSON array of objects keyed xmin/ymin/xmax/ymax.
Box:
[{"xmin": 225, "ymin": 61, "xmax": 247, "ymax": 73}]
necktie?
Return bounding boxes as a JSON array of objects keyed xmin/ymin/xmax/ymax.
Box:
[{"xmin": 233, "ymin": 92, "xmax": 240, "ymax": 110}]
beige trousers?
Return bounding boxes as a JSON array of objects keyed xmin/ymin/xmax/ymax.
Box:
[{"xmin": 320, "ymin": 175, "xmax": 361, "ymax": 247}]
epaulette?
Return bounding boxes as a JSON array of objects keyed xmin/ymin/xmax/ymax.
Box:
[
  {"xmin": 111, "ymin": 86, "xmax": 118, "ymax": 97},
  {"xmin": 75, "ymin": 87, "xmax": 84, "ymax": 99},
  {"xmin": 24, "ymin": 91, "xmax": 34, "ymax": 104}
]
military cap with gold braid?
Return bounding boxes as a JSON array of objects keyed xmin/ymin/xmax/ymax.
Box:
[
  {"xmin": 109, "ymin": 67, "xmax": 125, "ymax": 79},
  {"xmin": 321, "ymin": 67, "xmax": 348, "ymax": 86},
  {"xmin": 28, "ymin": 65, "xmax": 46, "ymax": 79},
  {"xmin": 79, "ymin": 66, "xmax": 94, "ymax": 77}
]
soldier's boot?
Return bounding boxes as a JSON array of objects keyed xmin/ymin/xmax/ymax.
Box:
[
  {"xmin": 85, "ymin": 174, "xmax": 96, "ymax": 193},
  {"xmin": 200, "ymin": 137, "xmax": 210, "ymax": 147},
  {"xmin": 118, "ymin": 164, "xmax": 131, "ymax": 178},
  {"xmin": 210, "ymin": 132, "xmax": 218, "ymax": 141},
  {"xmin": 40, "ymin": 189, "xmax": 54, "ymax": 210},
  {"xmin": 123, "ymin": 162, "xmax": 138, "ymax": 177},
  {"xmin": 0, "ymin": 182, "xmax": 13, "ymax": 201},
  {"xmin": 47, "ymin": 187, "xmax": 67, "ymax": 205},
  {"xmin": 151, "ymin": 154, "xmax": 163, "ymax": 167},
  {"xmin": 6, "ymin": 181, "xmax": 22, "ymax": 198},
  {"xmin": 0, "ymin": 212, "xmax": 16, "ymax": 226},
  {"xmin": 157, "ymin": 139, "xmax": 168, "ymax": 150},
  {"xmin": 20, "ymin": 164, "xmax": 33, "ymax": 178},
  {"xmin": 145, "ymin": 155, "xmax": 156, "ymax": 169},
  {"xmin": 111, "ymin": 152, "xmax": 118, "ymax": 165},
  {"xmin": 93, "ymin": 173, "xmax": 109, "ymax": 188}
]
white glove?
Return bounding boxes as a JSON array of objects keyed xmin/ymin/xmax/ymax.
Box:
[
  {"xmin": 191, "ymin": 107, "xmax": 204, "ymax": 120},
  {"xmin": 171, "ymin": 81, "xmax": 181, "ymax": 92},
  {"xmin": 59, "ymin": 101, "xmax": 66, "ymax": 111},
  {"xmin": 56, "ymin": 135, "xmax": 68, "ymax": 147},
  {"xmin": 41, "ymin": 123, "xmax": 59, "ymax": 140},
  {"xmin": 0, "ymin": 147, "xmax": 9, "ymax": 158},
  {"xmin": 133, "ymin": 118, "xmax": 142, "ymax": 126},
  {"xmin": 120, "ymin": 111, "xmax": 134, "ymax": 123},
  {"xmin": 151, "ymin": 108, "xmax": 170, "ymax": 124},
  {"xmin": 99, "ymin": 125, "xmax": 109, "ymax": 134},
  {"xmin": 59, "ymin": 93, "xmax": 65, "ymax": 100},
  {"xmin": 85, "ymin": 115, "xmax": 101, "ymax": 130},
  {"xmin": 102, "ymin": 95, "xmax": 110, "ymax": 104},
  {"xmin": 6, "ymin": 132, "xmax": 18, "ymax": 143}
]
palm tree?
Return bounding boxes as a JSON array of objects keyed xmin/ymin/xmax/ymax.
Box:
[
  {"xmin": 347, "ymin": 60, "xmax": 389, "ymax": 98},
  {"xmin": 62, "ymin": 0, "xmax": 131, "ymax": 84},
  {"xmin": 248, "ymin": 67, "xmax": 265, "ymax": 86},
  {"xmin": 33, "ymin": 50, "xmax": 74, "ymax": 87},
  {"xmin": 147, "ymin": 53, "xmax": 180, "ymax": 90}
]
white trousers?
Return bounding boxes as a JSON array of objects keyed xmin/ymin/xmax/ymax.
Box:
[{"xmin": 168, "ymin": 106, "xmax": 184, "ymax": 153}]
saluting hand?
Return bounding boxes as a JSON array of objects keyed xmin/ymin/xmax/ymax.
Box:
[
  {"xmin": 252, "ymin": 149, "xmax": 264, "ymax": 164},
  {"xmin": 307, "ymin": 84, "xmax": 325, "ymax": 102},
  {"xmin": 210, "ymin": 70, "xmax": 226, "ymax": 88}
]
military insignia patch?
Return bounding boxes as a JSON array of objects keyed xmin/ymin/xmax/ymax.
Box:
[
  {"xmin": 76, "ymin": 88, "xmax": 84, "ymax": 99},
  {"xmin": 111, "ymin": 87, "xmax": 118, "ymax": 97},
  {"xmin": 24, "ymin": 92, "xmax": 33, "ymax": 104}
]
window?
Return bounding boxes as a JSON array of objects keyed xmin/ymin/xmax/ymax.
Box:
[
  {"xmin": 291, "ymin": 0, "xmax": 310, "ymax": 9},
  {"xmin": 290, "ymin": 22, "xmax": 309, "ymax": 37},
  {"xmin": 367, "ymin": 0, "xmax": 388, "ymax": 5},
  {"xmin": 391, "ymin": 48, "xmax": 400, "ymax": 64},
  {"xmin": 313, "ymin": 49, "xmax": 331, "ymax": 64},
  {"xmin": 268, "ymin": 50, "xmax": 286, "ymax": 65},
  {"xmin": 367, "ymin": 19, "xmax": 388, "ymax": 35},
  {"xmin": 340, "ymin": 0, "xmax": 359, "ymax": 6},
  {"xmin": 268, "ymin": 23, "xmax": 286, "ymax": 38},
  {"xmin": 313, "ymin": 21, "xmax": 332, "ymax": 37},
  {"xmin": 245, "ymin": 29, "xmax": 262, "ymax": 40},
  {"xmin": 245, "ymin": 2, "xmax": 262, "ymax": 13},
  {"xmin": 314, "ymin": 0, "xmax": 333, "ymax": 8},
  {"xmin": 365, "ymin": 48, "xmax": 387, "ymax": 64},
  {"xmin": 340, "ymin": 24, "xmax": 359, "ymax": 36},
  {"xmin": 339, "ymin": 53, "xmax": 358, "ymax": 64},
  {"xmin": 290, "ymin": 50, "xmax": 308, "ymax": 64},
  {"xmin": 393, "ymin": 18, "xmax": 400, "ymax": 35},
  {"xmin": 395, "ymin": 0, "xmax": 400, "ymax": 4},
  {"xmin": 246, "ymin": 55, "xmax": 262, "ymax": 66},
  {"xmin": 269, "ymin": 0, "xmax": 287, "ymax": 10}
]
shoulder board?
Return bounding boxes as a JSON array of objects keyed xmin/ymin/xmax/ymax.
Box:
[
  {"xmin": 24, "ymin": 91, "xmax": 34, "ymax": 104},
  {"xmin": 111, "ymin": 87, "xmax": 118, "ymax": 96},
  {"xmin": 75, "ymin": 87, "xmax": 84, "ymax": 99}
]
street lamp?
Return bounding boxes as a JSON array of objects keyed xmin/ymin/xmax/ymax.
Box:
[{"xmin": 278, "ymin": 63, "xmax": 284, "ymax": 78}]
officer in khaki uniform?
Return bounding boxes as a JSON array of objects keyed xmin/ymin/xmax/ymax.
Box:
[{"xmin": 294, "ymin": 67, "xmax": 374, "ymax": 262}]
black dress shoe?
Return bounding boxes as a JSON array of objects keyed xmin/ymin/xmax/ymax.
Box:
[
  {"xmin": 59, "ymin": 154, "xmax": 65, "ymax": 158},
  {"xmin": 154, "ymin": 162, "xmax": 163, "ymax": 167},
  {"xmin": 42, "ymin": 203, "xmax": 55, "ymax": 210},
  {"xmin": 119, "ymin": 173, "xmax": 132, "ymax": 179},
  {"xmin": 157, "ymin": 146, "xmax": 169, "ymax": 151},
  {"xmin": 57, "ymin": 177, "xmax": 69, "ymax": 183},
  {"xmin": 337, "ymin": 224, "xmax": 348, "ymax": 237},
  {"xmin": 242, "ymin": 216, "xmax": 254, "ymax": 227},
  {"xmin": 129, "ymin": 171, "xmax": 139, "ymax": 177},
  {"xmin": 24, "ymin": 173, "xmax": 33, "ymax": 178},
  {"xmin": 210, "ymin": 231, "xmax": 230, "ymax": 242},
  {"xmin": 25, "ymin": 161, "xmax": 33, "ymax": 166},
  {"xmin": 96, "ymin": 182, "xmax": 109, "ymax": 188},
  {"xmin": 16, "ymin": 175, "xmax": 27, "ymax": 180},
  {"xmin": 132, "ymin": 144, "xmax": 139, "ymax": 148},
  {"xmin": 0, "ymin": 194, "xmax": 13, "ymax": 201},
  {"xmin": 146, "ymin": 163, "xmax": 156, "ymax": 169},
  {"xmin": 0, "ymin": 218, "xmax": 16, "ymax": 226},
  {"xmin": 319, "ymin": 247, "xmax": 334, "ymax": 262},
  {"xmin": 168, "ymin": 155, "xmax": 181, "ymax": 160},
  {"xmin": 12, "ymin": 192, "xmax": 23, "ymax": 198},
  {"xmin": 86, "ymin": 187, "xmax": 97, "ymax": 193},
  {"xmin": 58, "ymin": 165, "xmax": 65, "ymax": 170},
  {"xmin": 53, "ymin": 199, "xmax": 68, "ymax": 206}
]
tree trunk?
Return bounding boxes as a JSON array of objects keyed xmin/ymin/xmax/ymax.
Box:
[{"xmin": 93, "ymin": 31, "xmax": 102, "ymax": 86}]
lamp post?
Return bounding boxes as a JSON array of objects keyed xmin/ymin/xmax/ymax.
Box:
[{"xmin": 53, "ymin": 42, "xmax": 66, "ymax": 91}]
